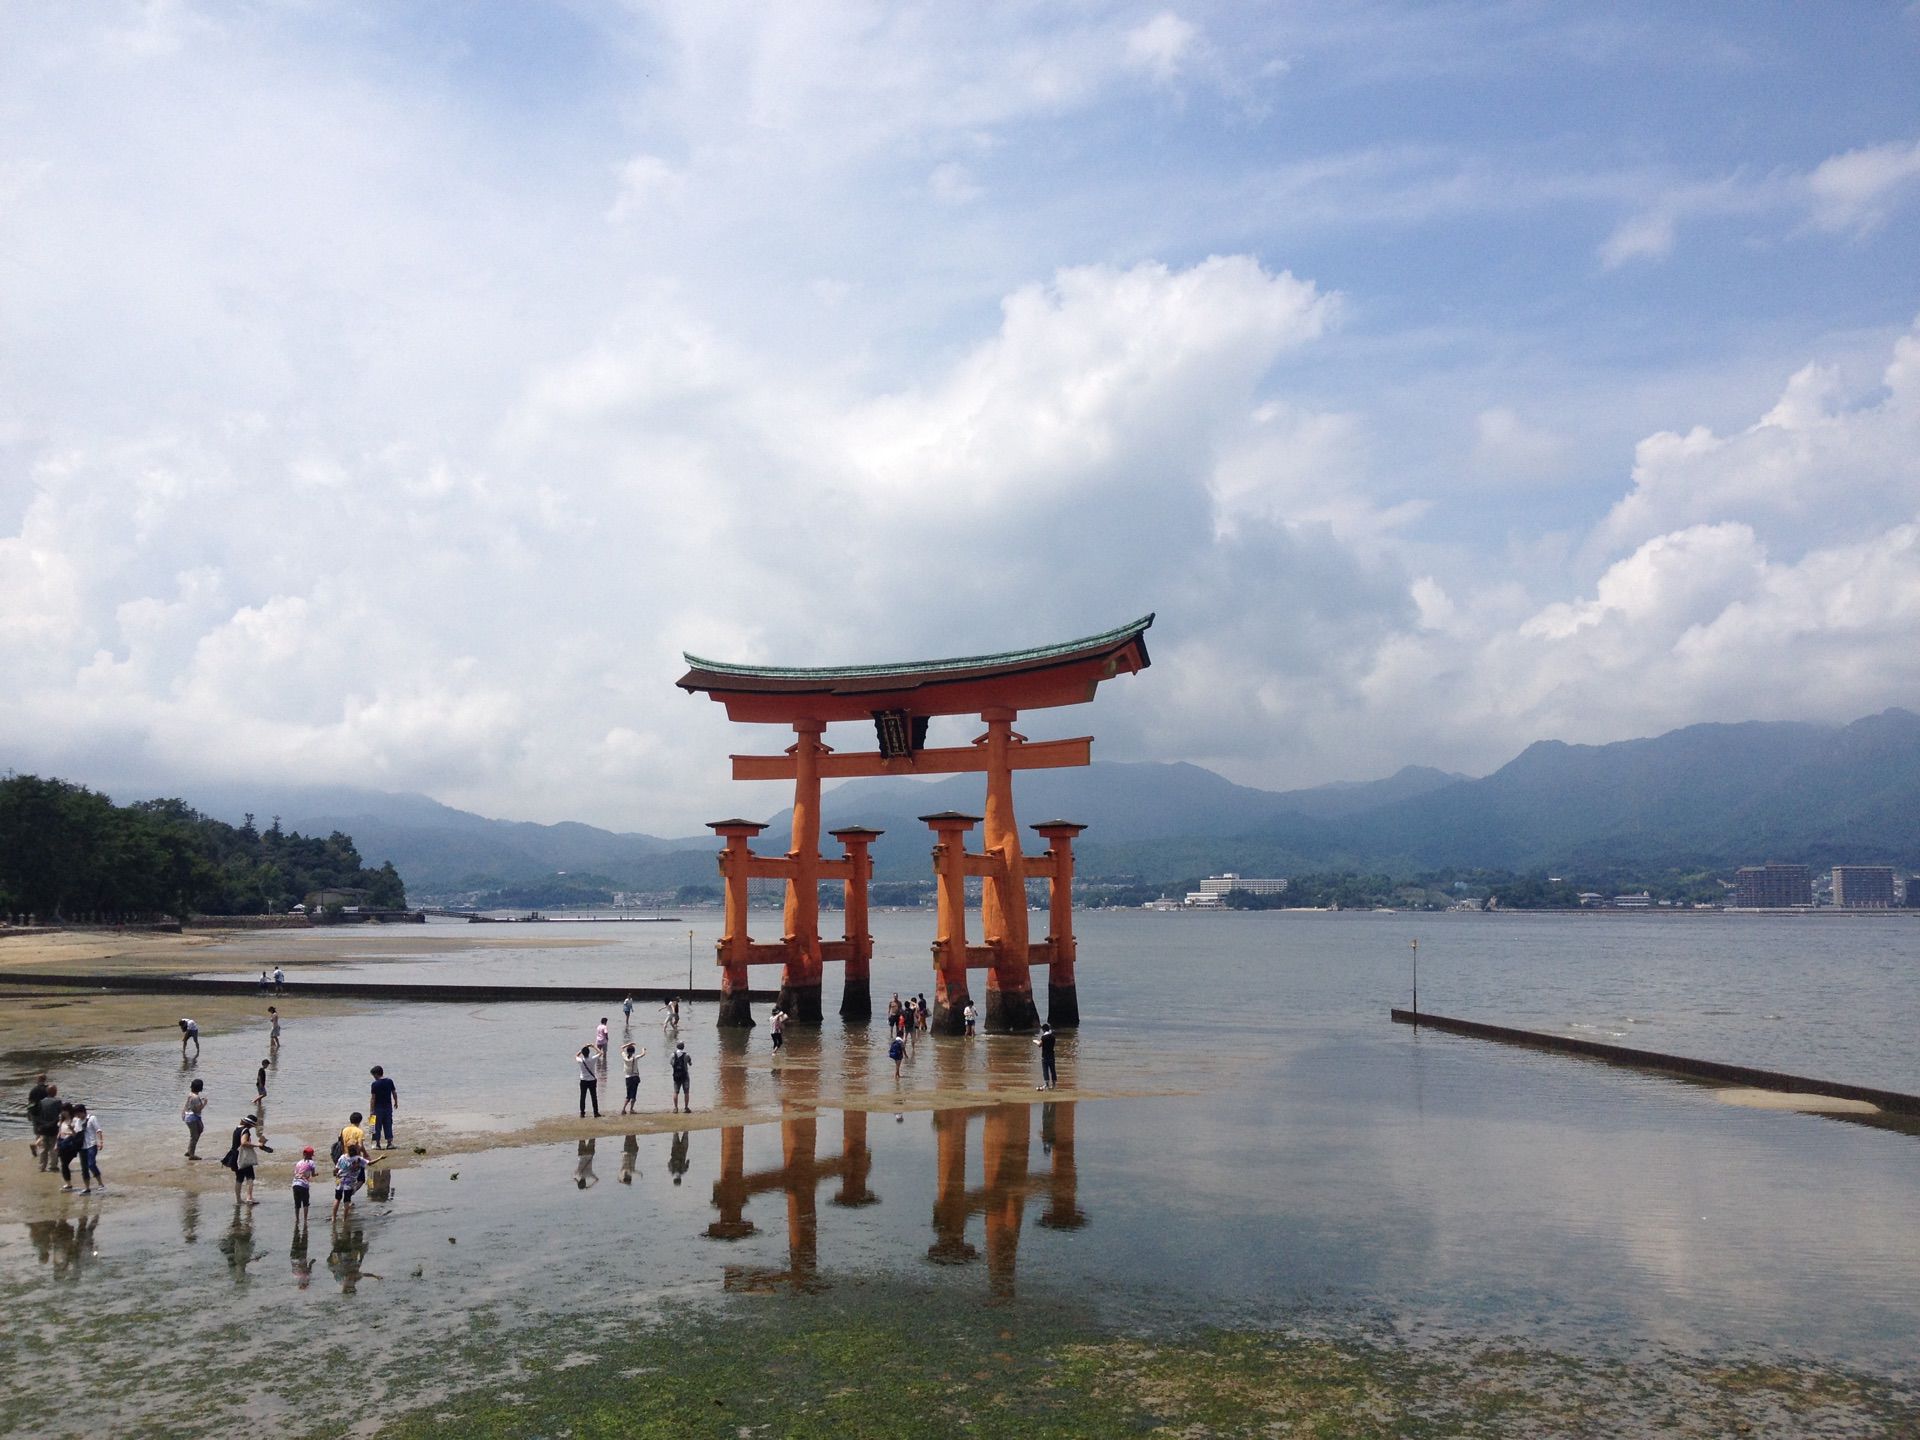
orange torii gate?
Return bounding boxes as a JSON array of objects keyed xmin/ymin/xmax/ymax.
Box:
[{"xmin": 678, "ymin": 615, "xmax": 1153, "ymax": 1033}]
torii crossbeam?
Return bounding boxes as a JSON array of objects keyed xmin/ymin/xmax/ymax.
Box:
[{"xmin": 678, "ymin": 614, "xmax": 1153, "ymax": 1033}]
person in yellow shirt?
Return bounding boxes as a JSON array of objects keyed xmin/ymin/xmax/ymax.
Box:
[{"xmin": 337, "ymin": 1111, "xmax": 365, "ymax": 1158}]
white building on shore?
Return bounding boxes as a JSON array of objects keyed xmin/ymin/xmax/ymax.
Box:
[{"xmin": 1184, "ymin": 873, "xmax": 1289, "ymax": 907}]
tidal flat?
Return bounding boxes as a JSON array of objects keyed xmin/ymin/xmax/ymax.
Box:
[{"xmin": 3, "ymin": 912, "xmax": 1918, "ymax": 1437}]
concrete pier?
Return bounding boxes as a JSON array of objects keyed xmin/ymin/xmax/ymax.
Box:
[{"xmin": 1391, "ymin": 1008, "xmax": 1920, "ymax": 1117}]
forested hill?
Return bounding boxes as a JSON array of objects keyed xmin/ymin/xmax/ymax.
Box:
[{"xmin": 0, "ymin": 774, "xmax": 406, "ymax": 920}]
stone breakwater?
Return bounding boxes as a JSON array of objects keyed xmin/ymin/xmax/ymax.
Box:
[{"xmin": 0, "ymin": 971, "xmax": 774, "ymax": 1005}]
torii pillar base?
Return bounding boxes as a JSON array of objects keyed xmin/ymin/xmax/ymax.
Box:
[
  {"xmin": 777, "ymin": 979, "xmax": 824, "ymax": 1025},
  {"xmin": 984, "ymin": 988, "xmax": 1040, "ymax": 1034},
  {"xmin": 929, "ymin": 995, "xmax": 969, "ymax": 1036},
  {"xmin": 1047, "ymin": 983, "xmax": 1080, "ymax": 1030},
  {"xmin": 839, "ymin": 977, "xmax": 872, "ymax": 1022},
  {"xmin": 716, "ymin": 991, "xmax": 757, "ymax": 1030}
]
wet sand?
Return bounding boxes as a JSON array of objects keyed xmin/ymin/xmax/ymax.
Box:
[
  {"xmin": 0, "ymin": 925, "xmax": 611, "ymax": 976},
  {"xmin": 0, "ymin": 1076, "xmax": 1188, "ymax": 1219},
  {"xmin": 1716, "ymin": 1086, "xmax": 1883, "ymax": 1115}
]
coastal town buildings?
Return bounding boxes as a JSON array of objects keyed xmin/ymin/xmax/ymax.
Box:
[
  {"xmin": 1184, "ymin": 873, "xmax": 1289, "ymax": 907},
  {"xmin": 1730, "ymin": 863, "xmax": 1813, "ymax": 909},
  {"xmin": 1831, "ymin": 865, "xmax": 1897, "ymax": 909}
]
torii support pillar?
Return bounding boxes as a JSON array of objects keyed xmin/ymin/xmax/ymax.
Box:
[
  {"xmin": 709, "ymin": 820, "xmax": 765, "ymax": 1030},
  {"xmin": 832, "ymin": 825, "xmax": 882, "ymax": 1022},
  {"xmin": 922, "ymin": 811, "xmax": 978, "ymax": 1036},
  {"xmin": 1032, "ymin": 820, "xmax": 1086, "ymax": 1029},
  {"xmin": 778, "ymin": 719, "xmax": 828, "ymax": 1026},
  {"xmin": 978, "ymin": 708, "xmax": 1040, "ymax": 1034}
]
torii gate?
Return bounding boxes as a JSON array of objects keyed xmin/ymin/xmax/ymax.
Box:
[{"xmin": 678, "ymin": 615, "xmax": 1153, "ymax": 1033}]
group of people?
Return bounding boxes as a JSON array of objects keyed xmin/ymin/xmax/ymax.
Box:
[
  {"xmin": 26, "ymin": 983, "xmax": 1066, "ymax": 1251},
  {"xmin": 576, "ymin": 1003, "xmax": 694, "ymax": 1117},
  {"xmin": 25, "ymin": 1073, "xmax": 105, "ymax": 1194},
  {"xmin": 166, "ymin": 1007, "xmax": 403, "ymax": 1231}
]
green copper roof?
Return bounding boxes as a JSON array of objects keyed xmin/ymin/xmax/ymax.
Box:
[{"xmin": 681, "ymin": 614, "xmax": 1154, "ymax": 683}]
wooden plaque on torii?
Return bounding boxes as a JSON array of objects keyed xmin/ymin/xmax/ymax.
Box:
[{"xmin": 677, "ymin": 615, "xmax": 1153, "ymax": 1032}]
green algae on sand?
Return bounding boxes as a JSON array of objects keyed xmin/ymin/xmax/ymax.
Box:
[{"xmin": 375, "ymin": 1291, "xmax": 1920, "ymax": 1440}]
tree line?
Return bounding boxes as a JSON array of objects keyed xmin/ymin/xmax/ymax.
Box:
[{"xmin": 0, "ymin": 774, "xmax": 406, "ymax": 921}]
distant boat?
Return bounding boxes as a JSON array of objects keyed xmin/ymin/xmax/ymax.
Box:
[{"xmin": 520, "ymin": 912, "xmax": 550, "ymax": 923}]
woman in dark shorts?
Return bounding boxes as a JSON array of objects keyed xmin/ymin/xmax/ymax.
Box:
[
  {"xmin": 226, "ymin": 1115, "xmax": 267, "ymax": 1205},
  {"xmin": 620, "ymin": 1041, "xmax": 647, "ymax": 1115}
]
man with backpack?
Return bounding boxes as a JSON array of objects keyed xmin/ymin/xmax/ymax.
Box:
[
  {"xmin": 670, "ymin": 1042, "xmax": 693, "ymax": 1113},
  {"xmin": 32, "ymin": 1083, "xmax": 61, "ymax": 1171}
]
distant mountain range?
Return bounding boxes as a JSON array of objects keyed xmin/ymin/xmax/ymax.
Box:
[{"xmin": 92, "ymin": 709, "xmax": 1920, "ymax": 896}]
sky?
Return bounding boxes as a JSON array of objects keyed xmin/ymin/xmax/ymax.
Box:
[{"xmin": 3, "ymin": 1, "xmax": 1920, "ymax": 832}]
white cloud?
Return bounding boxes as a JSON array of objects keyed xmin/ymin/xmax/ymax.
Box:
[
  {"xmin": 1125, "ymin": 12, "xmax": 1197, "ymax": 85},
  {"xmin": 1807, "ymin": 138, "xmax": 1920, "ymax": 233},
  {"xmin": 607, "ymin": 154, "xmax": 686, "ymax": 222},
  {"xmin": 1471, "ymin": 407, "xmax": 1568, "ymax": 483},
  {"xmin": 1, "ymin": 5, "xmax": 1917, "ymax": 832},
  {"xmin": 1599, "ymin": 135, "xmax": 1920, "ymax": 266},
  {"xmin": 927, "ymin": 161, "xmax": 984, "ymax": 206},
  {"xmin": 1595, "ymin": 321, "xmax": 1920, "ymax": 557},
  {"xmin": 1598, "ymin": 209, "xmax": 1675, "ymax": 268}
]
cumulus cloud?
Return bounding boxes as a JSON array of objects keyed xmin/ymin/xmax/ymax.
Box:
[
  {"xmin": 2, "ymin": 4, "xmax": 1917, "ymax": 832},
  {"xmin": 1595, "ymin": 322, "xmax": 1920, "ymax": 556}
]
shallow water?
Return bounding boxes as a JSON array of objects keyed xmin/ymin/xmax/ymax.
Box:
[
  {"xmin": 194, "ymin": 909, "xmax": 1920, "ymax": 1090},
  {"xmin": 3, "ymin": 909, "xmax": 1919, "ymax": 1435}
]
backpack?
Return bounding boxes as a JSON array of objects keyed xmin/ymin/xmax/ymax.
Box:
[
  {"xmin": 330, "ymin": 1135, "xmax": 345, "ymax": 1164},
  {"xmin": 671, "ymin": 1052, "xmax": 690, "ymax": 1083}
]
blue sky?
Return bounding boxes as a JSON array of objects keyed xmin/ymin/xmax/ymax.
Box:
[{"xmin": 3, "ymin": 2, "xmax": 1919, "ymax": 828}]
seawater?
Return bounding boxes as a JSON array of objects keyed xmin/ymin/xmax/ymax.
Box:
[
  {"xmin": 3, "ymin": 909, "xmax": 1919, "ymax": 1432},
  {"xmin": 207, "ymin": 907, "xmax": 1920, "ymax": 1090}
]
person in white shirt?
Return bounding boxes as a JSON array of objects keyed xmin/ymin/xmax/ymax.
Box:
[
  {"xmin": 576, "ymin": 1046, "xmax": 601, "ymax": 1118},
  {"xmin": 182, "ymin": 1079, "xmax": 208, "ymax": 1158},
  {"xmin": 620, "ymin": 1041, "xmax": 648, "ymax": 1114},
  {"xmin": 179, "ymin": 1018, "xmax": 200, "ymax": 1057},
  {"xmin": 74, "ymin": 1105, "xmax": 104, "ymax": 1192}
]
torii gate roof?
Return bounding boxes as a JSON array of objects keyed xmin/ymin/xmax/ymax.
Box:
[{"xmin": 679, "ymin": 614, "xmax": 1153, "ymax": 724}]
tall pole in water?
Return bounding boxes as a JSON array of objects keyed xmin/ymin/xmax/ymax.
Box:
[
  {"xmin": 1410, "ymin": 938, "xmax": 1419, "ymax": 1024},
  {"xmin": 688, "ymin": 928, "xmax": 695, "ymax": 993}
]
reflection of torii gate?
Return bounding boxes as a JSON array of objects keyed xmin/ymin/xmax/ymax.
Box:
[
  {"xmin": 707, "ymin": 1110, "xmax": 877, "ymax": 1293},
  {"xmin": 928, "ymin": 1101, "xmax": 1085, "ymax": 1301},
  {"xmin": 706, "ymin": 1100, "xmax": 1083, "ymax": 1300},
  {"xmin": 705, "ymin": 1030, "xmax": 876, "ymax": 1293},
  {"xmin": 679, "ymin": 616, "xmax": 1154, "ymax": 1031}
]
